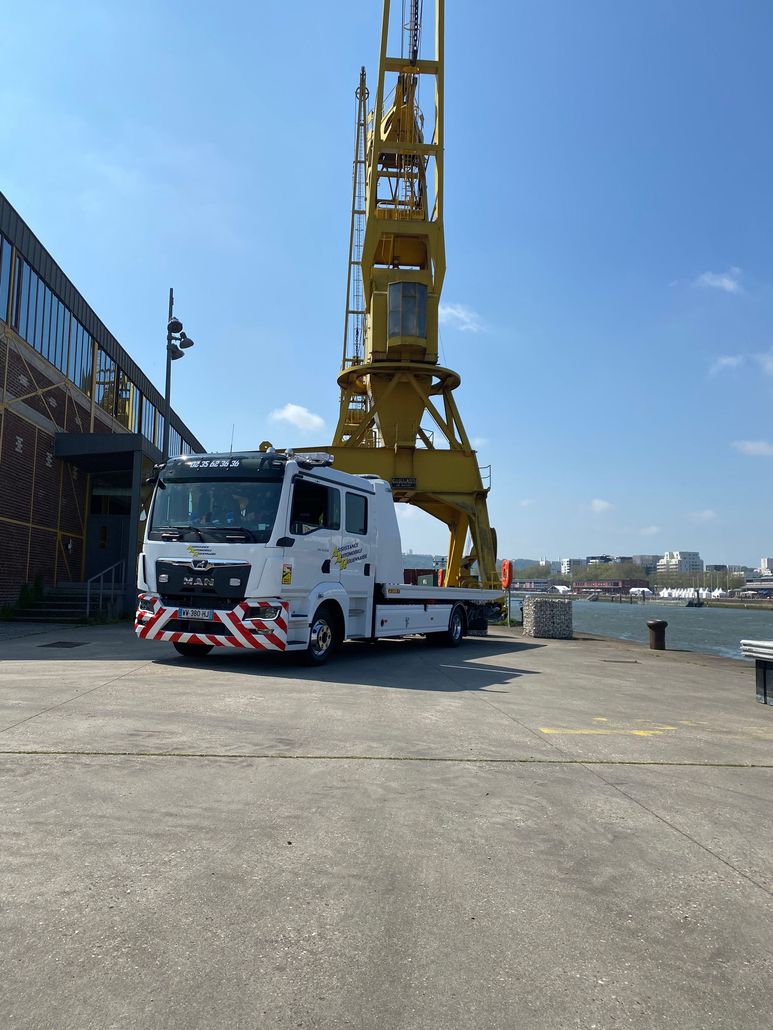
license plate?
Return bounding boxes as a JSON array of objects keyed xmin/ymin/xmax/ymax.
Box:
[{"xmin": 180, "ymin": 608, "xmax": 213, "ymax": 620}]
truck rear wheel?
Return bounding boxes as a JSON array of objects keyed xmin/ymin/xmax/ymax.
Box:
[
  {"xmin": 442, "ymin": 605, "xmax": 466, "ymax": 647},
  {"xmin": 304, "ymin": 604, "xmax": 339, "ymax": 666},
  {"xmin": 173, "ymin": 642, "xmax": 214, "ymax": 658}
]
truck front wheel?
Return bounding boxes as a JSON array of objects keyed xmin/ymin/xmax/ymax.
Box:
[
  {"xmin": 304, "ymin": 605, "xmax": 339, "ymax": 665},
  {"xmin": 173, "ymin": 642, "xmax": 214, "ymax": 658}
]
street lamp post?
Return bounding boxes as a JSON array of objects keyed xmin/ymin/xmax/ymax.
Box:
[{"xmin": 162, "ymin": 287, "xmax": 196, "ymax": 461}]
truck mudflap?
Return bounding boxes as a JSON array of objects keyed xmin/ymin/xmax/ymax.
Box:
[{"xmin": 134, "ymin": 595, "xmax": 289, "ymax": 651}]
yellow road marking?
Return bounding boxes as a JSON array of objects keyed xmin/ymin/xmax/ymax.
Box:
[{"xmin": 540, "ymin": 727, "xmax": 678, "ymax": 737}]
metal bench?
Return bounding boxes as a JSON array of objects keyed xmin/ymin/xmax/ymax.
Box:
[{"xmin": 741, "ymin": 640, "xmax": 773, "ymax": 705}]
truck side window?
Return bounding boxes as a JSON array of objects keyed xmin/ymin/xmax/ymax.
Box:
[
  {"xmin": 290, "ymin": 481, "xmax": 340, "ymax": 535},
  {"xmin": 345, "ymin": 493, "xmax": 368, "ymax": 535}
]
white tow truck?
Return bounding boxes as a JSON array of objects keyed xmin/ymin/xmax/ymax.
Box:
[{"xmin": 135, "ymin": 450, "xmax": 503, "ymax": 663}]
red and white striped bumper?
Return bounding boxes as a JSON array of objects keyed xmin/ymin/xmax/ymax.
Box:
[{"xmin": 134, "ymin": 595, "xmax": 289, "ymax": 650}]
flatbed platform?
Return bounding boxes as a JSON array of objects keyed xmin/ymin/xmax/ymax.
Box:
[
  {"xmin": 1, "ymin": 625, "xmax": 770, "ymax": 1029},
  {"xmin": 381, "ymin": 583, "xmax": 504, "ymax": 602}
]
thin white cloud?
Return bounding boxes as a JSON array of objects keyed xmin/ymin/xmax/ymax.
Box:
[
  {"xmin": 518, "ymin": 498, "xmax": 535, "ymax": 508},
  {"xmin": 590, "ymin": 498, "xmax": 613, "ymax": 514},
  {"xmin": 269, "ymin": 403, "xmax": 325, "ymax": 434},
  {"xmin": 708, "ymin": 355, "xmax": 744, "ymax": 376},
  {"xmin": 690, "ymin": 509, "xmax": 718, "ymax": 523},
  {"xmin": 470, "ymin": 436, "xmax": 489, "ymax": 449},
  {"xmin": 733, "ymin": 440, "xmax": 773, "ymax": 457},
  {"xmin": 639, "ymin": 525, "xmax": 661, "ymax": 536},
  {"xmin": 693, "ymin": 266, "xmax": 742, "ymax": 294},
  {"xmin": 754, "ymin": 351, "xmax": 773, "ymax": 377},
  {"xmin": 438, "ymin": 302, "xmax": 485, "ymax": 333}
]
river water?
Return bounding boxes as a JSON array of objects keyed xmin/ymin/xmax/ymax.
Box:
[{"xmin": 569, "ymin": 600, "xmax": 773, "ymax": 660}]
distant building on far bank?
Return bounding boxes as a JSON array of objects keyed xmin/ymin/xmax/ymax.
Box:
[
  {"xmin": 633, "ymin": 554, "xmax": 661, "ymax": 575},
  {"xmin": 401, "ymin": 552, "xmax": 438, "ymax": 586},
  {"xmin": 759, "ymin": 557, "xmax": 773, "ymax": 574},
  {"xmin": 574, "ymin": 579, "xmax": 649, "ymax": 595},
  {"xmin": 657, "ymin": 551, "xmax": 704, "ymax": 574},
  {"xmin": 509, "ymin": 579, "xmax": 552, "ymax": 592},
  {"xmin": 561, "ymin": 557, "xmax": 585, "ymax": 576}
]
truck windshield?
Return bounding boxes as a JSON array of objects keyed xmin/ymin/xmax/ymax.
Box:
[{"xmin": 149, "ymin": 477, "xmax": 283, "ymax": 544}]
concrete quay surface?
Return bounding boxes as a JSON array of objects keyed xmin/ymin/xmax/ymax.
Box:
[{"xmin": 0, "ymin": 624, "xmax": 771, "ymax": 1030}]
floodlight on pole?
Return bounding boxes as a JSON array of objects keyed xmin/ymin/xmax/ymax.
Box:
[{"xmin": 162, "ymin": 287, "xmax": 200, "ymax": 461}]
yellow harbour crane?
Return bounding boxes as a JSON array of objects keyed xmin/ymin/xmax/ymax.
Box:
[{"xmin": 310, "ymin": 0, "xmax": 498, "ymax": 589}]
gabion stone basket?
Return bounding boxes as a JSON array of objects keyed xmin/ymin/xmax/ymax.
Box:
[{"xmin": 523, "ymin": 597, "xmax": 573, "ymax": 639}]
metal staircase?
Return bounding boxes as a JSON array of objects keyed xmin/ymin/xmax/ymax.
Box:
[{"xmin": 8, "ymin": 562, "xmax": 126, "ymax": 623}]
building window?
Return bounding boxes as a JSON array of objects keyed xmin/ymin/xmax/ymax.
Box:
[
  {"xmin": 68, "ymin": 321, "xmax": 93, "ymax": 396},
  {"xmin": 1, "ymin": 231, "xmax": 200, "ymax": 453},
  {"xmin": 168, "ymin": 427, "xmax": 182, "ymax": 457},
  {"xmin": 40, "ymin": 286, "xmax": 53, "ymax": 362},
  {"xmin": 7, "ymin": 253, "xmax": 72, "ymax": 379},
  {"xmin": 13, "ymin": 255, "xmax": 27, "ymax": 335},
  {"xmin": 33, "ymin": 276, "xmax": 44, "ymax": 352},
  {"xmin": 129, "ymin": 380, "xmax": 140, "ymax": 432},
  {"xmin": 0, "ymin": 236, "xmax": 12, "ymax": 324},
  {"xmin": 114, "ymin": 368, "xmax": 135, "ymax": 428},
  {"xmin": 142, "ymin": 398, "xmax": 156, "ymax": 443},
  {"xmin": 57, "ymin": 302, "xmax": 71, "ymax": 377},
  {"xmin": 94, "ymin": 347, "xmax": 116, "ymax": 416}
]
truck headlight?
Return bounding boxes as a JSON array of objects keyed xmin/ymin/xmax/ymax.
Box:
[
  {"xmin": 246, "ymin": 603, "xmax": 281, "ymax": 621},
  {"xmin": 138, "ymin": 597, "xmax": 156, "ymax": 613}
]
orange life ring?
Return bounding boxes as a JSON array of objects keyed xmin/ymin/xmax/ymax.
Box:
[
  {"xmin": 501, "ymin": 559, "xmax": 512, "ymax": 589},
  {"xmin": 437, "ymin": 568, "xmax": 445, "ymax": 587}
]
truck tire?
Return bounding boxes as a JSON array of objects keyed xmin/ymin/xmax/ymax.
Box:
[
  {"xmin": 173, "ymin": 641, "xmax": 214, "ymax": 658},
  {"xmin": 442, "ymin": 604, "xmax": 466, "ymax": 648},
  {"xmin": 304, "ymin": 604, "xmax": 339, "ymax": 665}
]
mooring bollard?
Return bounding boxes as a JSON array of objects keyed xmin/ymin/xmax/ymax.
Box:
[{"xmin": 647, "ymin": 619, "xmax": 668, "ymax": 650}]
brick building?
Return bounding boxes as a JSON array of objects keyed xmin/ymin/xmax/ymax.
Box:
[{"xmin": 0, "ymin": 193, "xmax": 203, "ymax": 612}]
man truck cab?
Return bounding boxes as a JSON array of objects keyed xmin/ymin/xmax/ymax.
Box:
[{"xmin": 136, "ymin": 450, "xmax": 502, "ymax": 663}]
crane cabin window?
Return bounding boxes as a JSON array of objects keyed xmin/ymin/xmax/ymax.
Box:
[
  {"xmin": 290, "ymin": 480, "xmax": 341, "ymax": 536},
  {"xmin": 387, "ymin": 281, "xmax": 427, "ymax": 339}
]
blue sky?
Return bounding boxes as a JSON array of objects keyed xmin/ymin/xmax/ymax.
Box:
[{"xmin": 2, "ymin": 1, "xmax": 772, "ymax": 565}]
